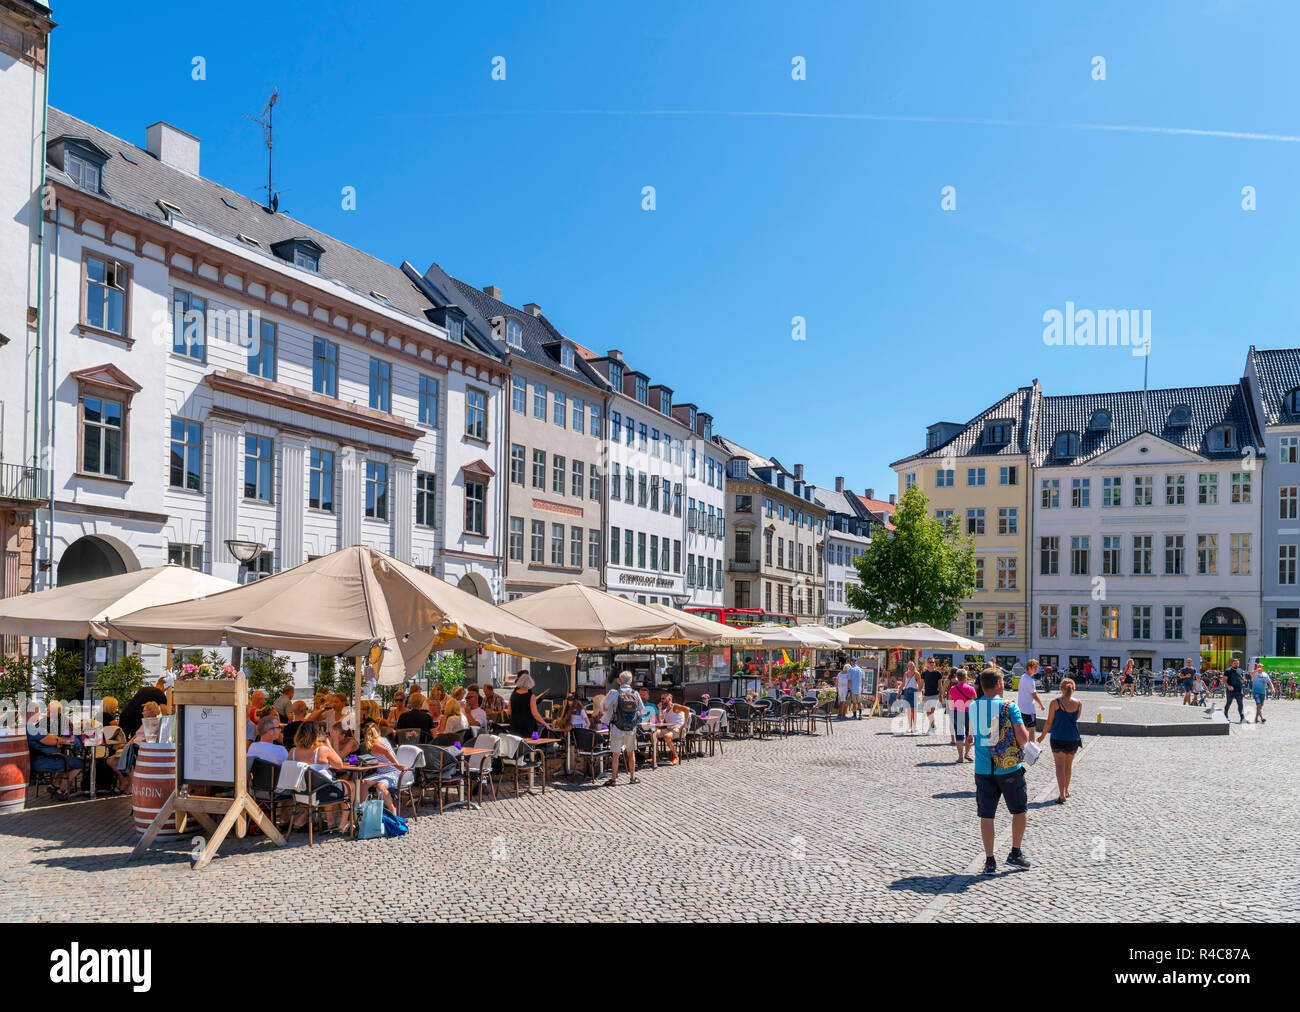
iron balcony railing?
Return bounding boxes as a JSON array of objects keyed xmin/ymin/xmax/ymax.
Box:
[{"xmin": 0, "ymin": 462, "xmax": 48, "ymax": 503}]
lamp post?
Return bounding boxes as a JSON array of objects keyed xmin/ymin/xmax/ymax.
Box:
[
  {"xmin": 224, "ymin": 539, "xmax": 263, "ymax": 671},
  {"xmin": 670, "ymin": 592, "xmax": 690, "ymax": 610}
]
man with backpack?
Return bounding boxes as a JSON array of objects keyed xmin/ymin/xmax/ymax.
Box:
[
  {"xmin": 602, "ymin": 671, "xmax": 645, "ymax": 786},
  {"xmin": 970, "ymin": 667, "xmax": 1032, "ymax": 874}
]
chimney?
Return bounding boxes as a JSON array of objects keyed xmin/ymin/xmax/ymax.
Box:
[
  {"xmin": 524, "ymin": 302, "xmax": 542, "ymax": 317},
  {"xmin": 483, "ymin": 285, "xmax": 502, "ymax": 300},
  {"xmin": 835, "ymin": 477, "xmax": 844, "ymax": 493},
  {"xmin": 146, "ymin": 121, "xmax": 200, "ymax": 176},
  {"xmin": 888, "ymin": 493, "xmax": 897, "ymax": 505},
  {"xmin": 607, "ymin": 349, "xmax": 625, "ymax": 362},
  {"xmin": 793, "ymin": 463, "xmax": 804, "ymax": 481},
  {"xmin": 865, "ymin": 487, "xmax": 874, "ymax": 501}
]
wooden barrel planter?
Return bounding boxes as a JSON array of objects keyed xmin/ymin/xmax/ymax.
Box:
[
  {"xmin": 0, "ymin": 732, "xmax": 29, "ymax": 814},
  {"xmin": 132, "ymin": 742, "xmax": 179, "ymax": 838}
]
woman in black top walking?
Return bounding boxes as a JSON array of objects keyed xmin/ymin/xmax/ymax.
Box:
[{"xmin": 1038, "ymin": 677, "xmax": 1083, "ymax": 803}]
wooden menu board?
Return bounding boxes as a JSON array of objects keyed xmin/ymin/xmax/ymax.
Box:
[{"xmin": 131, "ymin": 673, "xmax": 285, "ymax": 869}]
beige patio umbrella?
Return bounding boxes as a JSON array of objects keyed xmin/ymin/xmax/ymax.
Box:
[
  {"xmin": 498, "ymin": 582, "xmax": 698, "ymax": 648},
  {"xmin": 852, "ymin": 621, "xmax": 984, "ymax": 651},
  {"xmin": 837, "ymin": 618, "xmax": 892, "ymax": 641},
  {"xmin": 745, "ymin": 623, "xmax": 843, "ymax": 650},
  {"xmin": 644, "ymin": 603, "xmax": 762, "ymax": 647},
  {"xmin": 109, "ymin": 546, "xmax": 577, "ymax": 685},
  {"xmin": 0, "ymin": 564, "xmax": 238, "ymax": 640}
]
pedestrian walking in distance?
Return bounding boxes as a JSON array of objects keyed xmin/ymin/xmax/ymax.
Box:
[
  {"xmin": 948, "ymin": 667, "xmax": 976, "ymax": 763},
  {"xmin": 970, "ymin": 667, "xmax": 1031, "ymax": 874},
  {"xmin": 1038, "ymin": 677, "xmax": 1082, "ymax": 803},
  {"xmin": 1180, "ymin": 657, "xmax": 1197, "ymax": 706},
  {"xmin": 1250, "ymin": 663, "xmax": 1272, "ymax": 724},
  {"xmin": 1223, "ymin": 659, "xmax": 1246, "ymax": 723},
  {"xmin": 1016, "ymin": 659, "xmax": 1045, "ymax": 739}
]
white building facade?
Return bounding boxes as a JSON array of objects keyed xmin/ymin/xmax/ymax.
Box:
[
  {"xmin": 12, "ymin": 107, "xmax": 507, "ymax": 684},
  {"xmin": 1030, "ymin": 387, "xmax": 1264, "ymax": 677}
]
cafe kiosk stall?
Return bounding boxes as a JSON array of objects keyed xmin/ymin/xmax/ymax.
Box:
[{"xmin": 131, "ymin": 673, "xmax": 285, "ymax": 870}]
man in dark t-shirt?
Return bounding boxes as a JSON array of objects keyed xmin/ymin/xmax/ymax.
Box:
[
  {"xmin": 119, "ymin": 685, "xmax": 168, "ymax": 739},
  {"xmin": 395, "ymin": 703, "xmax": 435, "ymax": 742},
  {"xmin": 921, "ymin": 659, "xmax": 944, "ymax": 731},
  {"xmin": 1223, "ymin": 660, "xmax": 1245, "ymax": 722},
  {"xmin": 1179, "ymin": 657, "xmax": 1197, "ymax": 706}
]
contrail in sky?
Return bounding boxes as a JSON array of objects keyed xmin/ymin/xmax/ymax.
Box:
[{"xmin": 487, "ymin": 108, "xmax": 1300, "ymax": 143}]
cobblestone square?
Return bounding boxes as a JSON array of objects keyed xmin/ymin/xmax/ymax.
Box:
[{"xmin": 0, "ymin": 691, "xmax": 1293, "ymax": 923}]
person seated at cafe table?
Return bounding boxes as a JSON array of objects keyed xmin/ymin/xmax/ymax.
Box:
[
  {"xmin": 551, "ymin": 694, "xmax": 585, "ymax": 732},
  {"xmin": 99, "ymin": 696, "xmax": 120, "ymax": 727},
  {"xmin": 654, "ymin": 693, "xmax": 688, "ymax": 766},
  {"xmin": 638, "ymin": 687, "xmax": 659, "ymax": 723},
  {"xmin": 323, "ymin": 693, "xmax": 352, "ymax": 734},
  {"xmin": 27, "ymin": 700, "xmax": 82, "ymax": 801},
  {"xmin": 329, "ymin": 722, "xmax": 359, "ymax": 760},
  {"xmin": 248, "ymin": 715, "xmax": 288, "ymax": 766},
  {"xmin": 481, "ymin": 683, "xmax": 506, "ymax": 717},
  {"xmin": 272, "ymin": 684, "xmax": 294, "ymax": 721},
  {"xmin": 395, "ymin": 693, "xmax": 434, "ymax": 741},
  {"xmin": 429, "ymin": 683, "xmax": 447, "ymax": 708},
  {"xmin": 439, "ymin": 697, "xmax": 471, "ymax": 736},
  {"xmin": 247, "ymin": 690, "xmax": 268, "ymax": 724},
  {"xmin": 464, "ymin": 688, "xmax": 488, "ymax": 729},
  {"xmin": 281, "ymin": 700, "xmax": 310, "ymax": 749},
  {"xmin": 386, "ymin": 690, "xmax": 407, "ymax": 725},
  {"xmin": 287, "ymin": 722, "xmax": 353, "ymax": 834},
  {"xmin": 358, "ymin": 722, "xmax": 407, "ymax": 816},
  {"xmin": 507, "ymin": 671, "xmax": 554, "ymax": 738},
  {"xmin": 118, "ymin": 682, "xmax": 168, "ymax": 740}
]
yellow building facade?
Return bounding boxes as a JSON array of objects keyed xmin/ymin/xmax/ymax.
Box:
[{"xmin": 890, "ymin": 384, "xmax": 1039, "ymax": 667}]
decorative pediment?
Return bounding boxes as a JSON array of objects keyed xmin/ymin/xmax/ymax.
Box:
[
  {"xmin": 461, "ymin": 458, "xmax": 496, "ymax": 479},
  {"xmin": 71, "ymin": 362, "xmax": 143, "ymax": 397},
  {"xmin": 1089, "ymin": 430, "xmax": 1206, "ymax": 466}
]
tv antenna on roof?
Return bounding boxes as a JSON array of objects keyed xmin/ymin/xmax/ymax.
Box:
[{"xmin": 243, "ymin": 89, "xmax": 279, "ymax": 211}]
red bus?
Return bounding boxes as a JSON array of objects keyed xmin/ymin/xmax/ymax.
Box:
[{"xmin": 685, "ymin": 607, "xmax": 797, "ymax": 628}]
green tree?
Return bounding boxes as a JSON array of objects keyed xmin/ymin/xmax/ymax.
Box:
[
  {"xmin": 0, "ymin": 654, "xmax": 33, "ymax": 703},
  {"xmin": 244, "ymin": 651, "xmax": 291, "ymax": 699},
  {"xmin": 846, "ymin": 484, "xmax": 977, "ymax": 629},
  {"xmin": 38, "ymin": 648, "xmax": 87, "ymax": 702},
  {"xmin": 428, "ymin": 652, "xmax": 466, "ymax": 695},
  {"xmin": 93, "ymin": 652, "xmax": 147, "ymax": 704}
]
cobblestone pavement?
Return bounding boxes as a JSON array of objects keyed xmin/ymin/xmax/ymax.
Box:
[{"xmin": 0, "ymin": 694, "xmax": 1294, "ymax": 922}]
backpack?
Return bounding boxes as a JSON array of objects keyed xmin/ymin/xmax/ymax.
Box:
[
  {"xmin": 989, "ymin": 701, "xmax": 1024, "ymax": 771},
  {"xmin": 381, "ymin": 809, "xmax": 408, "ymax": 837},
  {"xmin": 611, "ymin": 688, "xmax": 641, "ymax": 732}
]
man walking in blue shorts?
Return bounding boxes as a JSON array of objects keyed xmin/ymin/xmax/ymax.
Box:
[{"xmin": 970, "ymin": 667, "xmax": 1032, "ymax": 875}]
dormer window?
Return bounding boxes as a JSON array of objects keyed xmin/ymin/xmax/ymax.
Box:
[
  {"xmin": 447, "ymin": 315, "xmax": 464, "ymax": 343},
  {"xmin": 660, "ymin": 391, "xmax": 670, "ymax": 415},
  {"xmin": 1168, "ymin": 404, "xmax": 1191, "ymax": 428},
  {"xmin": 608, "ymin": 361, "xmax": 623, "ymax": 391},
  {"xmin": 1053, "ymin": 431, "xmax": 1080, "ymax": 459},
  {"xmin": 984, "ymin": 421, "xmax": 1011, "ymax": 446},
  {"xmin": 506, "ymin": 319, "xmax": 523, "ymax": 348},
  {"xmin": 1088, "ymin": 409, "xmax": 1111, "ymax": 432},
  {"xmin": 561, "ymin": 344, "xmax": 575, "ymax": 369},
  {"xmin": 1208, "ymin": 424, "xmax": 1237, "ymax": 452},
  {"xmin": 689, "ymin": 407, "xmax": 697, "ymax": 429},
  {"xmin": 635, "ymin": 377, "xmax": 649, "ymax": 404},
  {"xmin": 270, "ymin": 237, "xmax": 323, "ymax": 273},
  {"xmin": 51, "ymin": 136, "xmax": 110, "ymax": 193},
  {"xmin": 1284, "ymin": 389, "xmax": 1300, "ymax": 416}
]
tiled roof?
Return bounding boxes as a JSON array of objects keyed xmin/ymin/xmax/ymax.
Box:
[
  {"xmin": 446, "ymin": 277, "xmax": 609, "ymax": 394},
  {"xmin": 1248, "ymin": 346, "xmax": 1300, "ymax": 426},
  {"xmin": 1034, "ymin": 382, "xmax": 1261, "ymax": 465},
  {"xmin": 890, "ymin": 385, "xmax": 1039, "ymax": 467},
  {"xmin": 46, "ymin": 108, "xmax": 443, "ymax": 326},
  {"xmin": 814, "ymin": 487, "xmax": 862, "ymax": 517}
]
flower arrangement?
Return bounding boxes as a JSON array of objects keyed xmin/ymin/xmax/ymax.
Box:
[{"xmin": 176, "ymin": 661, "xmax": 240, "ymax": 681}]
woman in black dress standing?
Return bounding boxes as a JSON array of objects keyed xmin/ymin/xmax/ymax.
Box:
[{"xmin": 507, "ymin": 671, "xmax": 554, "ymax": 738}]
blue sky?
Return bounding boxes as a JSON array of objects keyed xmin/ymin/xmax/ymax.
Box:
[{"xmin": 48, "ymin": 0, "xmax": 1300, "ymax": 496}]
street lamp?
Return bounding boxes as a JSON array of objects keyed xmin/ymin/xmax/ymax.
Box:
[
  {"xmin": 225, "ymin": 539, "xmax": 263, "ymax": 583},
  {"xmin": 670, "ymin": 592, "xmax": 690, "ymax": 609},
  {"xmin": 224, "ymin": 539, "xmax": 263, "ymax": 672}
]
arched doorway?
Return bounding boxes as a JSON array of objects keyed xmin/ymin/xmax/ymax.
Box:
[
  {"xmin": 56, "ymin": 535, "xmax": 136, "ymax": 689},
  {"xmin": 1200, "ymin": 607, "xmax": 1247, "ymax": 669},
  {"xmin": 454, "ymin": 575, "xmax": 486, "ymax": 687}
]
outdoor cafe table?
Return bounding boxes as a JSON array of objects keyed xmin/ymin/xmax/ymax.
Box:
[
  {"xmin": 519, "ymin": 737, "xmax": 559, "ymax": 794},
  {"xmin": 446, "ymin": 747, "xmax": 491, "ymax": 810},
  {"xmin": 56, "ymin": 735, "xmax": 127, "ymax": 800}
]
